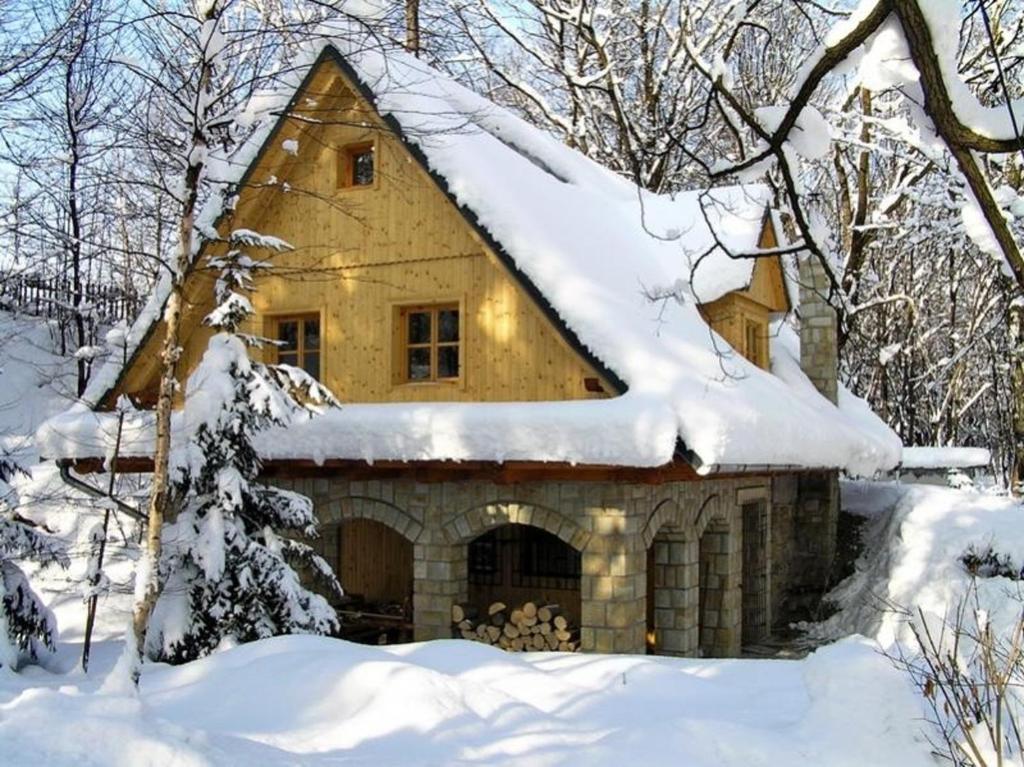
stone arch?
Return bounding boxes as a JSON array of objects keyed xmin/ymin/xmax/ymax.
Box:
[
  {"xmin": 693, "ymin": 492, "xmax": 732, "ymax": 540},
  {"xmin": 319, "ymin": 495, "xmax": 424, "ymax": 543},
  {"xmin": 442, "ymin": 501, "xmax": 591, "ymax": 552},
  {"xmin": 641, "ymin": 498, "xmax": 687, "ymax": 550}
]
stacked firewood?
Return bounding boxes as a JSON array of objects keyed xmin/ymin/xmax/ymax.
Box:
[{"xmin": 452, "ymin": 601, "xmax": 577, "ymax": 652}]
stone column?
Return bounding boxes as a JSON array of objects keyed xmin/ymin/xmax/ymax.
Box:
[
  {"xmin": 580, "ymin": 531, "xmax": 647, "ymax": 654},
  {"xmin": 412, "ymin": 537, "xmax": 467, "ymax": 641},
  {"xmin": 698, "ymin": 519, "xmax": 742, "ymax": 657},
  {"xmin": 650, "ymin": 530, "xmax": 699, "ymax": 656}
]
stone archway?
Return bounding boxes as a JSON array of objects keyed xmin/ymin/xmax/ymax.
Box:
[
  {"xmin": 315, "ymin": 496, "xmax": 421, "ymax": 644},
  {"xmin": 442, "ymin": 501, "xmax": 591, "ymax": 551},
  {"xmin": 466, "ymin": 523, "xmax": 583, "ymax": 628},
  {"xmin": 319, "ymin": 495, "xmax": 424, "ymax": 543}
]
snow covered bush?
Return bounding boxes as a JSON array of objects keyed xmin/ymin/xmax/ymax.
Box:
[
  {"xmin": 147, "ymin": 236, "xmax": 342, "ymax": 663},
  {"xmin": 961, "ymin": 546, "xmax": 1024, "ymax": 582},
  {"xmin": 0, "ymin": 452, "xmax": 69, "ymax": 669}
]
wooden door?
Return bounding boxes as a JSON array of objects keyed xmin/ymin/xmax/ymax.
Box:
[{"xmin": 741, "ymin": 501, "xmax": 768, "ymax": 646}]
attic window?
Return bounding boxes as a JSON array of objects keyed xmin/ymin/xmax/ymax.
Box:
[
  {"xmin": 272, "ymin": 314, "xmax": 321, "ymax": 380},
  {"xmin": 339, "ymin": 142, "xmax": 374, "ymax": 188},
  {"xmin": 743, "ymin": 319, "xmax": 767, "ymax": 370},
  {"xmin": 395, "ymin": 303, "xmax": 460, "ymax": 384}
]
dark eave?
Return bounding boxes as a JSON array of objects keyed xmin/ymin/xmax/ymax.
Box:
[{"xmin": 61, "ymin": 456, "xmax": 827, "ymax": 484}]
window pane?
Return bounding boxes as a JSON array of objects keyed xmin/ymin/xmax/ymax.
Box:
[
  {"xmin": 278, "ymin": 320, "xmax": 298, "ymax": 351},
  {"xmin": 437, "ymin": 345, "xmax": 459, "ymax": 379},
  {"xmin": 407, "ymin": 311, "xmax": 431, "ymax": 344},
  {"xmin": 352, "ymin": 149, "xmax": 374, "ymax": 186},
  {"xmin": 304, "ymin": 318, "xmax": 320, "ymax": 351},
  {"xmin": 279, "ymin": 352, "xmax": 298, "ymax": 367},
  {"xmin": 302, "ymin": 352, "xmax": 320, "ymax": 381},
  {"xmin": 408, "ymin": 347, "xmax": 431, "ymax": 380},
  {"xmin": 438, "ymin": 309, "xmax": 459, "ymax": 342}
]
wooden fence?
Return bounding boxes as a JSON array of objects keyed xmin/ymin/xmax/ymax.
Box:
[{"xmin": 0, "ymin": 271, "xmax": 142, "ymax": 323}]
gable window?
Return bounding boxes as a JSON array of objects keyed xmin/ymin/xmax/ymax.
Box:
[
  {"xmin": 272, "ymin": 314, "xmax": 321, "ymax": 381},
  {"xmin": 339, "ymin": 141, "xmax": 374, "ymax": 188},
  {"xmin": 396, "ymin": 303, "xmax": 460, "ymax": 383}
]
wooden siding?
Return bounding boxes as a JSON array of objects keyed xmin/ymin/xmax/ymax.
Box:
[{"xmin": 114, "ymin": 59, "xmax": 611, "ymax": 406}]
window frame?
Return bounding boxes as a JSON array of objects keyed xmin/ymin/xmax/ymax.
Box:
[
  {"xmin": 392, "ymin": 300, "xmax": 463, "ymax": 386},
  {"xmin": 337, "ymin": 140, "xmax": 377, "ymax": 190},
  {"xmin": 743, "ymin": 317, "xmax": 768, "ymax": 369},
  {"xmin": 265, "ymin": 311, "xmax": 323, "ymax": 382}
]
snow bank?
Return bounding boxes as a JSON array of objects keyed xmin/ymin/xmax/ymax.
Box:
[
  {"xmin": 0, "ymin": 634, "xmax": 935, "ymax": 766},
  {"xmin": 0, "ymin": 312, "xmax": 77, "ymax": 459},
  {"xmin": 809, "ymin": 481, "xmax": 1024, "ymax": 648}
]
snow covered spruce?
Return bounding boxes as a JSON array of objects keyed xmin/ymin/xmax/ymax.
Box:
[
  {"xmin": 142, "ymin": 237, "xmax": 343, "ymax": 663},
  {"xmin": 0, "ymin": 451, "xmax": 68, "ymax": 669}
]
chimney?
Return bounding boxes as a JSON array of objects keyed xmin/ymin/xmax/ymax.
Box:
[{"xmin": 798, "ymin": 254, "xmax": 838, "ymax": 404}]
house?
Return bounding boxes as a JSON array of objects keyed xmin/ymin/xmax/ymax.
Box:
[{"xmin": 37, "ymin": 37, "xmax": 900, "ymax": 657}]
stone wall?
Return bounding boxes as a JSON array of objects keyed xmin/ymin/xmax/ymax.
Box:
[
  {"xmin": 769, "ymin": 470, "xmax": 840, "ymax": 626},
  {"xmin": 275, "ymin": 473, "xmax": 782, "ymax": 656}
]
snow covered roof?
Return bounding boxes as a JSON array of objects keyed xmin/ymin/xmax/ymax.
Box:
[
  {"xmin": 48, "ymin": 36, "xmax": 901, "ymax": 476},
  {"xmin": 899, "ymin": 447, "xmax": 991, "ymax": 471}
]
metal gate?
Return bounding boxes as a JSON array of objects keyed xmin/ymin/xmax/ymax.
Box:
[{"xmin": 741, "ymin": 500, "xmax": 769, "ymax": 646}]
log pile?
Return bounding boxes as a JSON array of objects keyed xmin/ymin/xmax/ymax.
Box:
[{"xmin": 452, "ymin": 601, "xmax": 577, "ymax": 652}]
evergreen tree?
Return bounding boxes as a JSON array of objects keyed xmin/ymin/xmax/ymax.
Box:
[
  {"xmin": 149, "ymin": 232, "xmax": 342, "ymax": 663},
  {"xmin": 0, "ymin": 452, "xmax": 69, "ymax": 669}
]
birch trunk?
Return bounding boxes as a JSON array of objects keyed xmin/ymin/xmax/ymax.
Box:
[{"xmin": 124, "ymin": 3, "xmax": 216, "ymax": 679}]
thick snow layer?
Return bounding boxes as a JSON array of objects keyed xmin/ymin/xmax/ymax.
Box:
[
  {"xmin": 808, "ymin": 481, "xmax": 1023, "ymax": 648},
  {"xmin": 0, "ymin": 313, "xmax": 78, "ymax": 460},
  {"xmin": 0, "ymin": 633, "xmax": 935, "ymax": 766},
  {"xmin": 899, "ymin": 446, "xmax": 991, "ymax": 470},
  {"xmin": 68, "ymin": 38, "xmax": 899, "ymax": 476}
]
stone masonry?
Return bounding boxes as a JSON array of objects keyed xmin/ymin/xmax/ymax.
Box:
[
  {"xmin": 275, "ymin": 473, "xmax": 782, "ymax": 657},
  {"xmin": 798, "ymin": 252, "xmax": 839, "ymax": 405}
]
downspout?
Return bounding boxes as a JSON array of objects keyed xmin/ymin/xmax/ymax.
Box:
[{"xmin": 57, "ymin": 459, "xmax": 146, "ymax": 523}]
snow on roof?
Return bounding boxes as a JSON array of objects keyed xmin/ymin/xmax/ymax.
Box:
[
  {"xmin": 899, "ymin": 447, "xmax": 991, "ymax": 471},
  {"xmin": 54, "ymin": 35, "xmax": 900, "ymax": 476}
]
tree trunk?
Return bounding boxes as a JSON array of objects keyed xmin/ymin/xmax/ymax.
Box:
[
  {"xmin": 1009, "ymin": 294, "xmax": 1024, "ymax": 494},
  {"xmin": 405, "ymin": 0, "xmax": 420, "ymax": 57},
  {"xmin": 126, "ymin": 29, "xmax": 213, "ymax": 681}
]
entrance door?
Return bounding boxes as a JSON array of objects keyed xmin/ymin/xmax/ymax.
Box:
[{"xmin": 741, "ymin": 501, "xmax": 768, "ymax": 646}]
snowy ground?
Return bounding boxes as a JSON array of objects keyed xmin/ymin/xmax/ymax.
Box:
[{"xmin": 1, "ymin": 634, "xmax": 935, "ymax": 767}]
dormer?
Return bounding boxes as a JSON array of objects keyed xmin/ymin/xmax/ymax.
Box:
[{"xmin": 697, "ymin": 218, "xmax": 791, "ymax": 370}]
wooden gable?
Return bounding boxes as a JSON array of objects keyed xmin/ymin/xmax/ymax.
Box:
[
  {"xmin": 697, "ymin": 216, "xmax": 791, "ymax": 370},
  {"xmin": 110, "ymin": 55, "xmax": 615, "ymax": 408}
]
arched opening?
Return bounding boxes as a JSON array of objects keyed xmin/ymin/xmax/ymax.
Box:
[
  {"xmin": 645, "ymin": 525, "xmax": 697, "ymax": 656},
  {"xmin": 315, "ymin": 518, "xmax": 414, "ymax": 645},
  {"xmin": 467, "ymin": 523, "xmax": 582, "ymax": 629}
]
